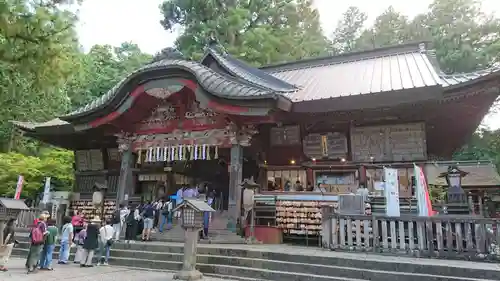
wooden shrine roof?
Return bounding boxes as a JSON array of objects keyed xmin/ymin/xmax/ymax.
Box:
[
  {"xmin": 261, "ymin": 42, "xmax": 500, "ymax": 110},
  {"xmin": 61, "ymin": 59, "xmax": 293, "ymax": 122},
  {"xmin": 425, "ymin": 162, "xmax": 500, "ymax": 187},
  {"xmin": 11, "ymin": 42, "xmax": 500, "ymax": 136}
]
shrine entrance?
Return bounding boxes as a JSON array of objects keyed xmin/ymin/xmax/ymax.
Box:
[
  {"xmin": 13, "ymin": 50, "xmax": 294, "ymax": 234},
  {"xmin": 111, "ymin": 77, "xmax": 261, "ymax": 233}
]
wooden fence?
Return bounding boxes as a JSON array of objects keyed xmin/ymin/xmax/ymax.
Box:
[
  {"xmin": 322, "ymin": 213, "xmax": 500, "ymax": 261},
  {"xmin": 15, "ymin": 208, "xmax": 40, "ymax": 228}
]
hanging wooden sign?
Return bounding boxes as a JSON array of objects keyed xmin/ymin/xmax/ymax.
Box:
[
  {"xmin": 303, "ymin": 132, "xmax": 348, "ymax": 159},
  {"xmin": 350, "ymin": 123, "xmax": 427, "ymax": 162},
  {"xmin": 135, "ymin": 100, "xmax": 225, "ymax": 134},
  {"xmin": 270, "ymin": 125, "xmax": 300, "ymax": 146}
]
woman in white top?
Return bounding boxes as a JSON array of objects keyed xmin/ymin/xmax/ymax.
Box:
[{"xmin": 98, "ymin": 220, "xmax": 114, "ymax": 266}]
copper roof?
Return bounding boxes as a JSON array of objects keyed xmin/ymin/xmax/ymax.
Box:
[
  {"xmin": 202, "ymin": 46, "xmax": 299, "ymax": 93},
  {"xmin": 425, "ymin": 163, "xmax": 500, "ymax": 187},
  {"xmin": 262, "ymin": 43, "xmax": 500, "ymax": 102}
]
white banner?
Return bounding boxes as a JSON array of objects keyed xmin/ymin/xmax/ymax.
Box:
[
  {"xmin": 42, "ymin": 177, "xmax": 51, "ymax": 204},
  {"xmin": 384, "ymin": 167, "xmax": 400, "ymax": 217}
]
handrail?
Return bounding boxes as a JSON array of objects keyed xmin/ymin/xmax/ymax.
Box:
[{"xmin": 321, "ymin": 212, "xmax": 500, "ymax": 261}]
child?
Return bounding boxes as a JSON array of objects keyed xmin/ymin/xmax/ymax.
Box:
[
  {"xmin": 73, "ymin": 222, "xmax": 87, "ymax": 264},
  {"xmin": 98, "ymin": 220, "xmax": 114, "ymax": 266},
  {"xmin": 39, "ymin": 219, "xmax": 57, "ymax": 270}
]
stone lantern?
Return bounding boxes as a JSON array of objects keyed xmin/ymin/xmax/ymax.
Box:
[
  {"xmin": 0, "ymin": 198, "xmax": 29, "ymax": 251},
  {"xmin": 439, "ymin": 165, "xmax": 468, "ymax": 203},
  {"xmin": 173, "ymin": 199, "xmax": 215, "ymax": 280}
]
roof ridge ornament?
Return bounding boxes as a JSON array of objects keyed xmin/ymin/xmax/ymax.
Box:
[
  {"xmin": 207, "ymin": 33, "xmax": 228, "ymax": 55},
  {"xmin": 151, "ymin": 47, "xmax": 184, "ymax": 63}
]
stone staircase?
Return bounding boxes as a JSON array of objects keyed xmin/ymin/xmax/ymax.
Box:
[
  {"xmin": 153, "ymin": 212, "xmax": 246, "ymax": 244},
  {"xmin": 11, "ymin": 233, "xmax": 500, "ymax": 281}
]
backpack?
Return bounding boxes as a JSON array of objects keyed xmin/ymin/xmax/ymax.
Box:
[
  {"xmin": 30, "ymin": 224, "xmax": 44, "ymax": 245},
  {"xmin": 111, "ymin": 209, "xmax": 120, "ymax": 224},
  {"xmin": 161, "ymin": 202, "xmax": 171, "ymax": 215},
  {"xmin": 126, "ymin": 212, "xmax": 135, "ymax": 225},
  {"xmin": 143, "ymin": 205, "xmax": 154, "ymax": 218}
]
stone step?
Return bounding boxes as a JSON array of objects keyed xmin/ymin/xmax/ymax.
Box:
[
  {"xmin": 12, "ymin": 242, "xmax": 500, "ymax": 281},
  {"xmin": 12, "ymin": 248, "xmax": 366, "ymax": 281}
]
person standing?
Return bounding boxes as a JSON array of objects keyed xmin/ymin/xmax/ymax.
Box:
[
  {"xmin": 159, "ymin": 198, "xmax": 173, "ymax": 233},
  {"xmin": 153, "ymin": 199, "xmax": 163, "ymax": 229},
  {"xmin": 71, "ymin": 210, "xmax": 83, "ymax": 236},
  {"xmin": 141, "ymin": 202, "xmax": 155, "ymax": 241},
  {"xmin": 125, "ymin": 205, "xmax": 140, "ymax": 242},
  {"xmin": 73, "ymin": 222, "xmax": 87, "ymax": 264},
  {"xmin": 98, "ymin": 220, "xmax": 114, "ymax": 266},
  {"xmin": 80, "ymin": 217, "xmax": 100, "ymax": 268},
  {"xmin": 39, "ymin": 219, "xmax": 57, "ymax": 270},
  {"xmin": 57, "ymin": 216, "xmax": 73, "ymax": 265},
  {"xmin": 0, "ymin": 219, "xmax": 16, "ymax": 272},
  {"xmin": 26, "ymin": 214, "xmax": 48, "ymax": 273},
  {"xmin": 111, "ymin": 204, "xmax": 124, "ymax": 241}
]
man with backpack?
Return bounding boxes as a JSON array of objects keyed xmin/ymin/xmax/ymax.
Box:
[
  {"xmin": 158, "ymin": 198, "xmax": 173, "ymax": 233},
  {"xmin": 141, "ymin": 202, "xmax": 155, "ymax": 241},
  {"xmin": 26, "ymin": 213, "xmax": 48, "ymax": 273}
]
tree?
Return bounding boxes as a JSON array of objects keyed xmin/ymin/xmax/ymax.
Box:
[
  {"xmin": 353, "ymin": 0, "xmax": 500, "ymax": 73},
  {"xmin": 356, "ymin": 6, "xmax": 411, "ymax": 50},
  {"xmin": 422, "ymin": 0, "xmax": 500, "ymax": 73},
  {"xmin": 453, "ymin": 128, "xmax": 500, "ymax": 170},
  {"xmin": 330, "ymin": 7, "xmax": 367, "ymax": 54},
  {"xmin": 0, "ymin": 0, "xmax": 82, "ymax": 150},
  {"xmin": 63, "ymin": 42, "xmax": 152, "ymax": 110},
  {"xmin": 0, "ymin": 148, "xmax": 74, "ymax": 198},
  {"xmin": 159, "ymin": 0, "xmax": 330, "ymax": 65}
]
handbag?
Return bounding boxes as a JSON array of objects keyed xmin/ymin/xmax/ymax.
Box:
[{"xmin": 104, "ymin": 226, "xmax": 114, "ymax": 246}]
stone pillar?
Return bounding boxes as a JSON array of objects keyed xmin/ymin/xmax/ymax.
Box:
[
  {"xmin": 174, "ymin": 228, "xmax": 203, "ymax": 280},
  {"xmin": 117, "ymin": 137, "xmax": 134, "ymax": 205},
  {"xmin": 227, "ymin": 144, "xmax": 243, "ymax": 232}
]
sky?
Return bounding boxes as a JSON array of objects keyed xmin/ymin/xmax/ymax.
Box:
[{"xmin": 76, "ymin": 0, "xmax": 500, "ymax": 129}]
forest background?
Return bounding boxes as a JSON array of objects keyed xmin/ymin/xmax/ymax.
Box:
[{"xmin": 0, "ymin": 0, "xmax": 498, "ymax": 198}]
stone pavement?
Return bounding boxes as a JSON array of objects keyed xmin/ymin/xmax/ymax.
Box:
[{"xmin": 0, "ymin": 258, "xmax": 238, "ymax": 281}]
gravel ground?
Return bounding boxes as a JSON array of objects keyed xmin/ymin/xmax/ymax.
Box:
[{"xmin": 0, "ymin": 258, "xmax": 235, "ymax": 281}]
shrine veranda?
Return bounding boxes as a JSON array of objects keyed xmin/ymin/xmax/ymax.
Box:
[{"xmin": 13, "ymin": 42, "xmax": 500, "ymax": 242}]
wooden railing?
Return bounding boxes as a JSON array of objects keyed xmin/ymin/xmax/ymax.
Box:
[{"xmin": 322, "ymin": 213, "xmax": 500, "ymax": 261}]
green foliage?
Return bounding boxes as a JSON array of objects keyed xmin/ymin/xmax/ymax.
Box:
[
  {"xmin": 332, "ymin": 0, "xmax": 500, "ymax": 74},
  {"xmin": 63, "ymin": 42, "xmax": 152, "ymax": 109},
  {"xmin": 453, "ymin": 128, "xmax": 500, "ymax": 169},
  {"xmin": 0, "ymin": 0, "xmax": 151, "ymax": 197},
  {"xmin": 0, "ymin": 148, "xmax": 74, "ymax": 198},
  {"xmin": 159, "ymin": 0, "xmax": 330, "ymax": 65}
]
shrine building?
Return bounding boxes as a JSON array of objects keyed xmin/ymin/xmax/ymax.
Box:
[{"xmin": 13, "ymin": 42, "xmax": 500, "ymax": 231}]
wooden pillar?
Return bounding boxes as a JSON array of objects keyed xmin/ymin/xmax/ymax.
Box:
[
  {"xmin": 117, "ymin": 137, "xmax": 134, "ymax": 205},
  {"xmin": 228, "ymin": 144, "xmax": 243, "ymax": 232}
]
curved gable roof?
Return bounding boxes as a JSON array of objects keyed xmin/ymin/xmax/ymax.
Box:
[
  {"xmin": 62, "ymin": 59, "xmax": 292, "ymax": 122},
  {"xmin": 201, "ymin": 46, "xmax": 300, "ymax": 93}
]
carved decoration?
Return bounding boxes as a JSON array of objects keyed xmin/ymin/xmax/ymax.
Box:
[
  {"xmin": 136, "ymin": 100, "xmax": 222, "ymax": 132},
  {"xmin": 115, "ymin": 132, "xmax": 135, "ymax": 152},
  {"xmin": 350, "ymin": 122, "xmax": 427, "ymax": 162}
]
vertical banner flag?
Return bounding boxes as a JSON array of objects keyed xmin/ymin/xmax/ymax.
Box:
[
  {"xmin": 14, "ymin": 175, "xmax": 24, "ymax": 200},
  {"xmin": 383, "ymin": 167, "xmax": 401, "ymax": 217},
  {"xmin": 414, "ymin": 164, "xmax": 433, "ymax": 216},
  {"xmin": 42, "ymin": 177, "xmax": 51, "ymax": 204}
]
